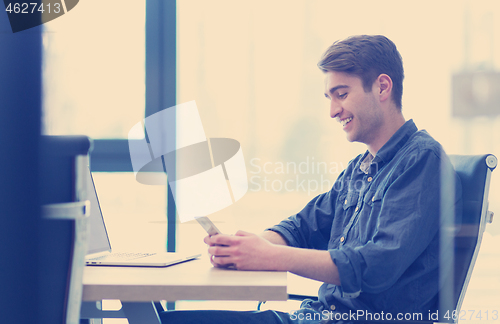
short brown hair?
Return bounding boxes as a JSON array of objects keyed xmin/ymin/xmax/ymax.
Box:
[{"xmin": 318, "ymin": 35, "xmax": 404, "ymax": 110}]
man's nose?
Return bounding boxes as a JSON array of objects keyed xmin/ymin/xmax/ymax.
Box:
[{"xmin": 330, "ymin": 102, "xmax": 342, "ymax": 118}]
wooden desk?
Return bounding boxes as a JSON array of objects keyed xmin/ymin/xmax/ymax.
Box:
[{"xmin": 80, "ymin": 256, "xmax": 288, "ymax": 323}]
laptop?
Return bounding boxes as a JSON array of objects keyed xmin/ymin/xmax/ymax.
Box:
[{"xmin": 85, "ymin": 168, "xmax": 201, "ymax": 267}]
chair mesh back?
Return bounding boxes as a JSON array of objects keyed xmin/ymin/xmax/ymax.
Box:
[{"xmin": 448, "ymin": 155, "xmax": 490, "ymax": 313}]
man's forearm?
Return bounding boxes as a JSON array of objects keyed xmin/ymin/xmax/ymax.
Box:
[
  {"xmin": 261, "ymin": 230, "xmax": 339, "ymax": 285},
  {"xmin": 260, "ymin": 230, "xmax": 288, "ymax": 245},
  {"xmin": 272, "ymin": 244, "xmax": 340, "ymax": 285}
]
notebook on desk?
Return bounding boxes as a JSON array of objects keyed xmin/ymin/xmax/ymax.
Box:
[{"xmin": 85, "ymin": 168, "xmax": 201, "ymax": 267}]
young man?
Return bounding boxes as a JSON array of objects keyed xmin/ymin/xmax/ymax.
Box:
[{"xmin": 160, "ymin": 35, "xmax": 462, "ymax": 324}]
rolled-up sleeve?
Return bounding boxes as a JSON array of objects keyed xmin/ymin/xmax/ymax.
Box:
[
  {"xmin": 329, "ymin": 148, "xmax": 461, "ymax": 298},
  {"xmin": 267, "ymin": 181, "xmax": 341, "ymax": 250}
]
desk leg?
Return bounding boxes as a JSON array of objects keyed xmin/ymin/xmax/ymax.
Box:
[{"xmin": 121, "ymin": 301, "xmax": 162, "ymax": 324}]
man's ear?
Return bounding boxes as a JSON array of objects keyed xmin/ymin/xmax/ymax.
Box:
[{"xmin": 377, "ymin": 74, "xmax": 393, "ymax": 103}]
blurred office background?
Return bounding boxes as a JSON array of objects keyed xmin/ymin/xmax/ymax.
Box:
[{"xmin": 41, "ymin": 0, "xmax": 499, "ymax": 322}]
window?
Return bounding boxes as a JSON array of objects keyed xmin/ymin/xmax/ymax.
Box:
[
  {"xmin": 41, "ymin": 0, "xmax": 170, "ymax": 253},
  {"xmin": 42, "ymin": 0, "xmax": 146, "ymax": 139}
]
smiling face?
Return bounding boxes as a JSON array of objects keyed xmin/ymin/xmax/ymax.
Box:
[{"xmin": 324, "ymin": 71, "xmax": 385, "ymax": 149}]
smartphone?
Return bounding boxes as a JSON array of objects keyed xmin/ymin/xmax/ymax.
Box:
[{"xmin": 195, "ymin": 216, "xmax": 221, "ymax": 236}]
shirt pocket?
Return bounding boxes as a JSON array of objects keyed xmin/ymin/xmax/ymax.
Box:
[
  {"xmin": 338, "ymin": 190, "xmax": 361, "ymax": 239},
  {"xmin": 342, "ymin": 191, "xmax": 359, "ymax": 211},
  {"xmin": 357, "ymin": 189, "xmax": 384, "ymax": 241},
  {"xmin": 364, "ymin": 188, "xmax": 383, "ymax": 207}
]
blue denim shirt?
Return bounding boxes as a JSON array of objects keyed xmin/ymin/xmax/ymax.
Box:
[{"xmin": 269, "ymin": 120, "xmax": 462, "ymax": 317}]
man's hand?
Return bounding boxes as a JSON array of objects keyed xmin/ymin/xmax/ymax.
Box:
[
  {"xmin": 204, "ymin": 231, "xmax": 284, "ymax": 271},
  {"xmin": 204, "ymin": 230, "xmax": 341, "ymax": 285}
]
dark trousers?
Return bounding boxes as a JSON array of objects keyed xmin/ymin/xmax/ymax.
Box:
[
  {"xmin": 159, "ymin": 303, "xmax": 329, "ymax": 324},
  {"xmin": 159, "ymin": 309, "xmax": 292, "ymax": 324}
]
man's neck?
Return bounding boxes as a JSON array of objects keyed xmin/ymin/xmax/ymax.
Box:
[{"xmin": 367, "ymin": 113, "xmax": 406, "ymax": 156}]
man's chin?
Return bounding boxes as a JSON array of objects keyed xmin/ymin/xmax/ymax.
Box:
[
  {"xmin": 345, "ymin": 134, "xmax": 365, "ymax": 146},
  {"xmin": 345, "ymin": 133, "xmax": 356, "ymax": 143}
]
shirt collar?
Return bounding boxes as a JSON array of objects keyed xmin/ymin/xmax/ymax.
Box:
[
  {"xmin": 360, "ymin": 152, "xmax": 374, "ymax": 174},
  {"xmin": 373, "ymin": 119, "xmax": 418, "ymax": 164}
]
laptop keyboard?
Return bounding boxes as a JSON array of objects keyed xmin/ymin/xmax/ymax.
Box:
[{"xmin": 88, "ymin": 252, "xmax": 156, "ymax": 261}]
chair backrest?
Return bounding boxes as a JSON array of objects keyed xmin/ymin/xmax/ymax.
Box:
[
  {"xmin": 40, "ymin": 136, "xmax": 92, "ymax": 324},
  {"xmin": 443, "ymin": 154, "xmax": 496, "ymax": 322}
]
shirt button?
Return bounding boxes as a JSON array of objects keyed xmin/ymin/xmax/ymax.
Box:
[
  {"xmin": 340, "ymin": 236, "xmax": 345, "ymax": 242},
  {"xmin": 355, "ymin": 206, "xmax": 359, "ymax": 212},
  {"xmin": 367, "ymin": 177, "xmax": 373, "ymax": 182},
  {"xmin": 330, "ymin": 304, "xmax": 336, "ymax": 311}
]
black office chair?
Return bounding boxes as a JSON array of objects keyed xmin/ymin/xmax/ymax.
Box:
[
  {"xmin": 282, "ymin": 154, "xmax": 496, "ymax": 323},
  {"xmin": 40, "ymin": 136, "xmax": 92, "ymax": 324},
  {"xmin": 439, "ymin": 154, "xmax": 496, "ymax": 322}
]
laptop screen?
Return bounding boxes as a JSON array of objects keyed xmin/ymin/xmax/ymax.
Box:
[{"xmin": 86, "ymin": 168, "xmax": 112, "ymax": 255}]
